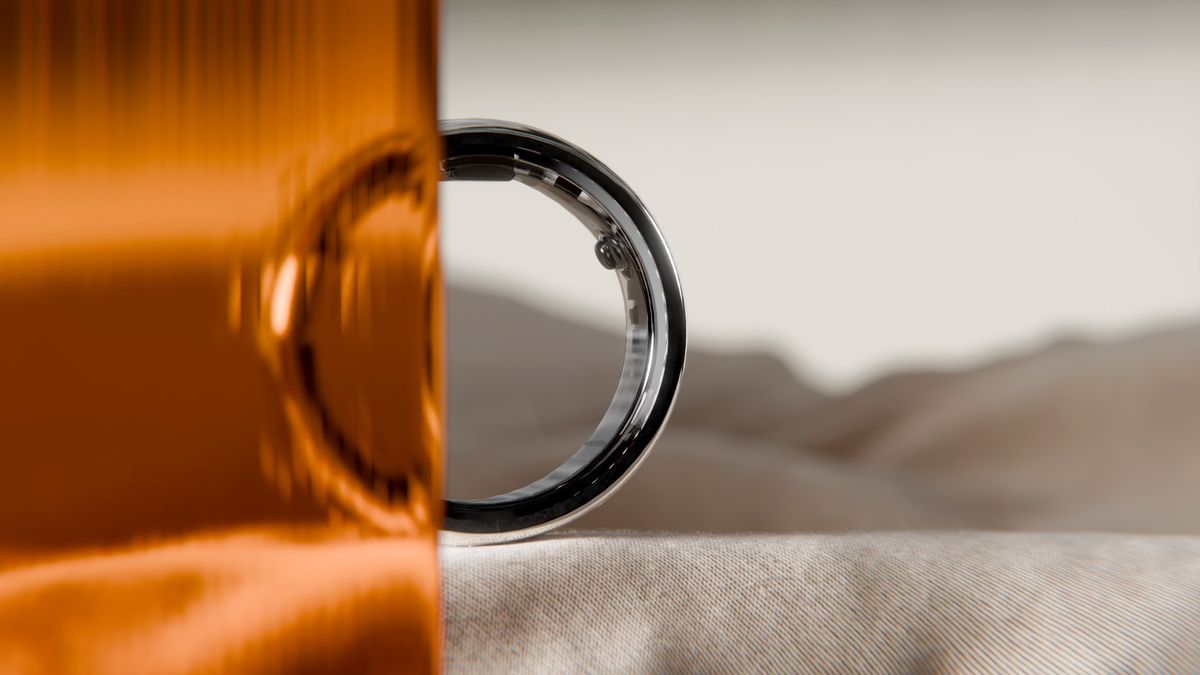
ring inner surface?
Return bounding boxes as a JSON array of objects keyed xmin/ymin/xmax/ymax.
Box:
[{"xmin": 443, "ymin": 154, "xmax": 653, "ymax": 513}]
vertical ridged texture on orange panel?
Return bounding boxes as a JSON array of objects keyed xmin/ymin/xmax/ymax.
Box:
[{"xmin": 0, "ymin": 2, "xmax": 442, "ymax": 672}]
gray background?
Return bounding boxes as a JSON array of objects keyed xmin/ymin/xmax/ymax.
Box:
[{"xmin": 441, "ymin": 0, "xmax": 1199, "ymax": 391}]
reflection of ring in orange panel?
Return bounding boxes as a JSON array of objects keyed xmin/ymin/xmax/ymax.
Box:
[{"xmin": 0, "ymin": 2, "xmax": 442, "ymax": 672}]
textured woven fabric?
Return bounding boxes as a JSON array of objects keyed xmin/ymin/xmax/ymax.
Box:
[
  {"xmin": 445, "ymin": 532, "xmax": 1200, "ymax": 673},
  {"xmin": 0, "ymin": 530, "xmax": 439, "ymax": 675},
  {"xmin": 442, "ymin": 289, "xmax": 1200, "ymax": 673}
]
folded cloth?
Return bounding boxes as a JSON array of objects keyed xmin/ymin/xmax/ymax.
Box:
[
  {"xmin": 5, "ymin": 528, "xmax": 1196, "ymax": 674},
  {"xmin": 0, "ymin": 529, "xmax": 440, "ymax": 675},
  {"xmin": 444, "ymin": 531, "xmax": 1200, "ymax": 673},
  {"xmin": 443, "ymin": 289, "xmax": 1200, "ymax": 672},
  {"xmin": 1, "ymin": 287, "xmax": 1196, "ymax": 673},
  {"xmin": 447, "ymin": 288, "xmax": 1200, "ymax": 536}
]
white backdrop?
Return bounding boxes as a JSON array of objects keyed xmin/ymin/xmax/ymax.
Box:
[{"xmin": 441, "ymin": 0, "xmax": 1199, "ymax": 390}]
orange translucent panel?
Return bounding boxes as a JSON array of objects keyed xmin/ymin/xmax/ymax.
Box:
[{"xmin": 0, "ymin": 1, "xmax": 442, "ymax": 671}]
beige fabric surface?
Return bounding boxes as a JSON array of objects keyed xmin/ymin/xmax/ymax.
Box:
[
  {"xmin": 0, "ymin": 288, "xmax": 1193, "ymax": 674},
  {"xmin": 443, "ymin": 289, "xmax": 1200, "ymax": 673},
  {"xmin": 446, "ymin": 532, "xmax": 1200, "ymax": 673}
]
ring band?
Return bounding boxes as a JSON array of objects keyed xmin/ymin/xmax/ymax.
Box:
[
  {"xmin": 439, "ymin": 120, "xmax": 686, "ymax": 545},
  {"xmin": 259, "ymin": 119, "xmax": 685, "ymax": 546}
]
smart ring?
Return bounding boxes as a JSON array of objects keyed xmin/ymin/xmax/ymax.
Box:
[
  {"xmin": 439, "ymin": 120, "xmax": 686, "ymax": 545},
  {"xmin": 260, "ymin": 119, "xmax": 685, "ymax": 546}
]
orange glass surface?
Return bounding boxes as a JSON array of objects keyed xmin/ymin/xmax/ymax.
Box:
[{"xmin": 0, "ymin": 1, "xmax": 442, "ymax": 672}]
